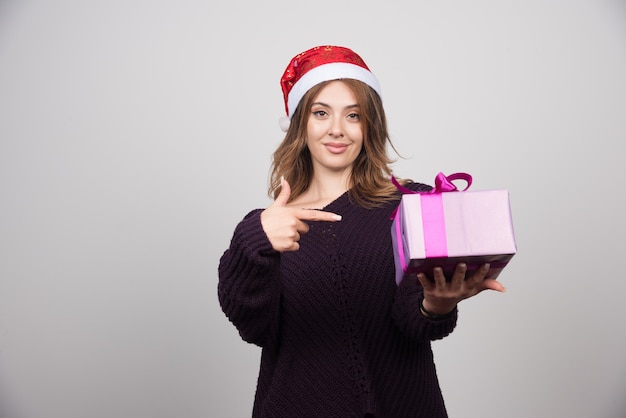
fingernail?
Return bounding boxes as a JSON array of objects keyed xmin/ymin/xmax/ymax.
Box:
[
  {"xmin": 483, "ymin": 263, "xmax": 490, "ymax": 271},
  {"xmin": 332, "ymin": 214, "xmax": 342, "ymax": 221}
]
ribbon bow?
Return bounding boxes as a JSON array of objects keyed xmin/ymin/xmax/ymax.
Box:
[{"xmin": 390, "ymin": 172, "xmax": 472, "ymax": 219}]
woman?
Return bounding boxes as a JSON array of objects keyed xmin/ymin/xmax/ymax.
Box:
[{"xmin": 218, "ymin": 45, "xmax": 505, "ymax": 417}]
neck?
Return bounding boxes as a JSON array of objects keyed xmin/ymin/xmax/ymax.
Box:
[{"xmin": 289, "ymin": 170, "xmax": 351, "ymax": 209}]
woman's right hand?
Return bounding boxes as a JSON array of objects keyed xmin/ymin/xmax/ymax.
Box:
[{"xmin": 260, "ymin": 178, "xmax": 342, "ymax": 252}]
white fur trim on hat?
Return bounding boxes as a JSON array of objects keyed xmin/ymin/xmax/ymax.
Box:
[{"xmin": 286, "ymin": 62, "xmax": 382, "ymax": 119}]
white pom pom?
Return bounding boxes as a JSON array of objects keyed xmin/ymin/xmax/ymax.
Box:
[{"xmin": 278, "ymin": 116, "xmax": 290, "ymax": 132}]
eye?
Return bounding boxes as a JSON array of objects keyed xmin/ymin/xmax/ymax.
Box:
[
  {"xmin": 312, "ymin": 110, "xmax": 328, "ymax": 117},
  {"xmin": 347, "ymin": 112, "xmax": 360, "ymax": 121}
]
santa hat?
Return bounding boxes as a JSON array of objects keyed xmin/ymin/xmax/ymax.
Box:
[{"xmin": 279, "ymin": 45, "xmax": 382, "ymax": 132}]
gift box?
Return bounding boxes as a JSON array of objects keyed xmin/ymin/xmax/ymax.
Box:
[{"xmin": 390, "ymin": 173, "xmax": 517, "ymax": 285}]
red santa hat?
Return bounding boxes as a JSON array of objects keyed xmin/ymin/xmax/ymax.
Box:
[{"xmin": 279, "ymin": 45, "xmax": 382, "ymax": 132}]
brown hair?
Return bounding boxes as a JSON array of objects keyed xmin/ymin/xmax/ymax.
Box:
[{"xmin": 269, "ymin": 79, "xmax": 405, "ymax": 208}]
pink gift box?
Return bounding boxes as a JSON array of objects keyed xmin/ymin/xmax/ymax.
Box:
[{"xmin": 390, "ymin": 174, "xmax": 517, "ymax": 285}]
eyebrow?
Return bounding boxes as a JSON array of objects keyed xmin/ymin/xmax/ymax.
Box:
[{"xmin": 311, "ymin": 101, "xmax": 359, "ymax": 110}]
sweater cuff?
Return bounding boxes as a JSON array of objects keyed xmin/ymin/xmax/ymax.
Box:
[
  {"xmin": 392, "ymin": 276, "xmax": 457, "ymax": 341},
  {"xmin": 233, "ymin": 209, "xmax": 278, "ymax": 259}
]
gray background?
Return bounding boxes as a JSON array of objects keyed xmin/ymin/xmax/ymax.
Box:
[{"xmin": 1, "ymin": 1, "xmax": 625, "ymax": 417}]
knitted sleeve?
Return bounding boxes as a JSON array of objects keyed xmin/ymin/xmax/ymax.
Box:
[
  {"xmin": 217, "ymin": 209, "xmax": 281, "ymax": 347},
  {"xmin": 391, "ymin": 276, "xmax": 458, "ymax": 342}
]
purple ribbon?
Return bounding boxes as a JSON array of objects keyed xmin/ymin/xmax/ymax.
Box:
[
  {"xmin": 391, "ymin": 172, "xmax": 472, "ymax": 274},
  {"xmin": 390, "ymin": 172, "xmax": 472, "ymax": 219}
]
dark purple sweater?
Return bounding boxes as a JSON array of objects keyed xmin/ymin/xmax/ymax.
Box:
[{"xmin": 218, "ymin": 182, "xmax": 458, "ymax": 417}]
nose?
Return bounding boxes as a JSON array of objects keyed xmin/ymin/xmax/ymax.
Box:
[{"xmin": 328, "ymin": 117, "xmax": 344, "ymax": 138}]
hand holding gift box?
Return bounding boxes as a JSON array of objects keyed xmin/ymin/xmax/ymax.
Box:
[{"xmin": 390, "ymin": 172, "xmax": 517, "ymax": 286}]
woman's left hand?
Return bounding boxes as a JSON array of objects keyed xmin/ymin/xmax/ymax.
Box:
[{"xmin": 416, "ymin": 263, "xmax": 506, "ymax": 316}]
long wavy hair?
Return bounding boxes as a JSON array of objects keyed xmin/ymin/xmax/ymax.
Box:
[{"xmin": 269, "ymin": 79, "xmax": 407, "ymax": 208}]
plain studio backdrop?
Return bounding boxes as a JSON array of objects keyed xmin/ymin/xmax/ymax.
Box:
[{"xmin": 1, "ymin": 1, "xmax": 625, "ymax": 417}]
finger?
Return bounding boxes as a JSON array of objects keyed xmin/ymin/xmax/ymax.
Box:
[
  {"xmin": 273, "ymin": 177, "xmax": 291, "ymax": 207},
  {"xmin": 272, "ymin": 229, "xmax": 302, "ymax": 252},
  {"xmin": 285, "ymin": 229, "xmax": 302, "ymax": 242},
  {"xmin": 481, "ymin": 278, "xmax": 507, "ymax": 293},
  {"xmin": 294, "ymin": 208, "xmax": 342, "ymax": 222},
  {"xmin": 449, "ymin": 263, "xmax": 468, "ymax": 288},
  {"xmin": 280, "ymin": 241, "xmax": 300, "ymax": 252},
  {"xmin": 432, "ymin": 267, "xmax": 448, "ymax": 288},
  {"xmin": 294, "ymin": 219, "xmax": 310, "ymax": 234},
  {"xmin": 466, "ymin": 263, "xmax": 490, "ymax": 287},
  {"xmin": 416, "ymin": 273, "xmax": 433, "ymax": 290}
]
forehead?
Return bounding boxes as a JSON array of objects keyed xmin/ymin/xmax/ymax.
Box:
[{"xmin": 312, "ymin": 80, "xmax": 357, "ymax": 104}]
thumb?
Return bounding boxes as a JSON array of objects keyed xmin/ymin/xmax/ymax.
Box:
[
  {"xmin": 482, "ymin": 278, "xmax": 507, "ymax": 293},
  {"xmin": 273, "ymin": 177, "xmax": 291, "ymax": 207}
]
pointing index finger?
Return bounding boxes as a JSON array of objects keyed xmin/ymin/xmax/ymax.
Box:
[{"xmin": 295, "ymin": 209, "xmax": 342, "ymax": 222}]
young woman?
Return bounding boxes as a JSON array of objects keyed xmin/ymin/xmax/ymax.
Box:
[{"xmin": 218, "ymin": 45, "xmax": 505, "ymax": 417}]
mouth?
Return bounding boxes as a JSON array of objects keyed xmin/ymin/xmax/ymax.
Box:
[{"xmin": 324, "ymin": 142, "xmax": 349, "ymax": 154}]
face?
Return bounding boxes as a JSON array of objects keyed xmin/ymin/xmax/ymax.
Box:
[{"xmin": 305, "ymin": 80, "xmax": 364, "ymax": 176}]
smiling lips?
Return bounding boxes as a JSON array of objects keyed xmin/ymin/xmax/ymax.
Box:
[{"xmin": 324, "ymin": 142, "xmax": 349, "ymax": 154}]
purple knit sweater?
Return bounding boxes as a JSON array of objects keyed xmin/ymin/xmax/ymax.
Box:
[{"xmin": 218, "ymin": 182, "xmax": 458, "ymax": 417}]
